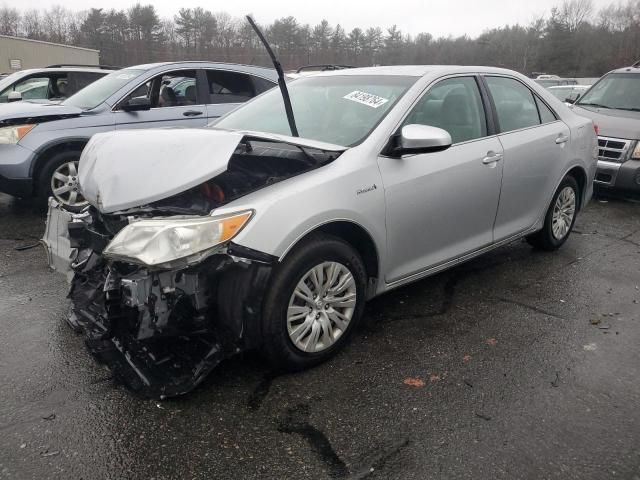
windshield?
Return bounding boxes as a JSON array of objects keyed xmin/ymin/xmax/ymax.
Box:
[
  {"xmin": 63, "ymin": 69, "xmax": 145, "ymax": 110},
  {"xmin": 214, "ymin": 75, "xmax": 416, "ymax": 147},
  {"xmin": 577, "ymin": 73, "xmax": 640, "ymax": 110}
]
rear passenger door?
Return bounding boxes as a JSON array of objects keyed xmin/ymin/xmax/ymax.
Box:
[
  {"xmin": 203, "ymin": 69, "xmax": 276, "ymax": 121},
  {"xmin": 483, "ymin": 76, "xmax": 571, "ymax": 240},
  {"xmin": 114, "ymin": 69, "xmax": 208, "ymax": 130}
]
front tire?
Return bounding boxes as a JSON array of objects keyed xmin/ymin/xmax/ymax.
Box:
[
  {"xmin": 37, "ymin": 150, "xmax": 87, "ymax": 212},
  {"xmin": 526, "ymin": 175, "xmax": 579, "ymax": 251},
  {"xmin": 261, "ymin": 234, "xmax": 367, "ymax": 371}
]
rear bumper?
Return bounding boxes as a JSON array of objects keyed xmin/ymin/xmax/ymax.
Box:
[{"xmin": 595, "ymin": 159, "xmax": 640, "ymax": 191}]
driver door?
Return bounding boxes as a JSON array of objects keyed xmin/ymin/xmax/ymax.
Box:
[
  {"xmin": 378, "ymin": 76, "xmax": 504, "ymax": 283},
  {"xmin": 113, "ymin": 69, "xmax": 207, "ymax": 130}
]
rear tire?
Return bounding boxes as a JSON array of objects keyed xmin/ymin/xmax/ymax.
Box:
[
  {"xmin": 261, "ymin": 233, "xmax": 367, "ymax": 371},
  {"xmin": 526, "ymin": 175, "xmax": 579, "ymax": 251},
  {"xmin": 37, "ymin": 150, "xmax": 87, "ymax": 212}
]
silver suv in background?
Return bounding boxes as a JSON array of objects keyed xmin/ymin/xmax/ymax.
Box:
[
  {"xmin": 0, "ymin": 62, "xmax": 277, "ymax": 206},
  {"xmin": 0, "ymin": 65, "xmax": 115, "ymax": 103},
  {"xmin": 43, "ymin": 65, "xmax": 597, "ymax": 397},
  {"xmin": 571, "ymin": 63, "xmax": 640, "ymax": 192}
]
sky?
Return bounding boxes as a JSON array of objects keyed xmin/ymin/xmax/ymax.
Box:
[{"xmin": 11, "ymin": 0, "xmax": 614, "ymax": 38}]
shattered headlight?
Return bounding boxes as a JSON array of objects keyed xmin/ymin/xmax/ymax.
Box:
[
  {"xmin": 0, "ymin": 124, "xmax": 35, "ymax": 144},
  {"xmin": 631, "ymin": 141, "xmax": 640, "ymax": 160},
  {"xmin": 103, "ymin": 210, "xmax": 253, "ymax": 267}
]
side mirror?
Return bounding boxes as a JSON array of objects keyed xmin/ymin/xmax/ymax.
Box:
[
  {"xmin": 7, "ymin": 91, "xmax": 22, "ymax": 102},
  {"xmin": 121, "ymin": 97, "xmax": 151, "ymax": 112},
  {"xmin": 565, "ymin": 92, "xmax": 581, "ymax": 104},
  {"xmin": 394, "ymin": 124, "xmax": 452, "ymax": 156}
]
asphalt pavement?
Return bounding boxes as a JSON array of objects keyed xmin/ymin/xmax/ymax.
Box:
[{"xmin": 1, "ymin": 192, "xmax": 639, "ymax": 480}]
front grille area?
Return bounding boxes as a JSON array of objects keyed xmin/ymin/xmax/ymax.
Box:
[{"xmin": 598, "ymin": 136, "xmax": 630, "ymax": 163}]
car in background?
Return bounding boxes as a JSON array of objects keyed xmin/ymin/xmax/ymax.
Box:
[
  {"xmin": 0, "ymin": 61, "xmax": 277, "ymax": 207},
  {"xmin": 548, "ymin": 84, "xmax": 591, "ymax": 104},
  {"xmin": 0, "ymin": 65, "xmax": 116, "ymax": 104},
  {"xmin": 571, "ymin": 62, "xmax": 640, "ymax": 192},
  {"xmin": 42, "ymin": 65, "xmax": 597, "ymax": 397},
  {"xmin": 535, "ymin": 78, "xmax": 579, "ymax": 88}
]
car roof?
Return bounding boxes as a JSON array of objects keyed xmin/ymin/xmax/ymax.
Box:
[
  {"xmin": 312, "ymin": 65, "xmax": 524, "ymax": 77},
  {"xmin": 611, "ymin": 65, "xmax": 640, "ymax": 74}
]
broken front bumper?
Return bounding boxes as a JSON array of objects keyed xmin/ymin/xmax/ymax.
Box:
[{"xmin": 43, "ymin": 200, "xmax": 274, "ymax": 398}]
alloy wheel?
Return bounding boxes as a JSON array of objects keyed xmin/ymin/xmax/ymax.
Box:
[
  {"xmin": 50, "ymin": 161, "xmax": 87, "ymax": 208},
  {"xmin": 551, "ymin": 186, "xmax": 576, "ymax": 240},
  {"xmin": 286, "ymin": 261, "xmax": 357, "ymax": 353}
]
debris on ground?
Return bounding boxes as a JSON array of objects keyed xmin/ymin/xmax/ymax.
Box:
[
  {"xmin": 463, "ymin": 354, "xmax": 472, "ymax": 363},
  {"xmin": 590, "ymin": 318, "xmax": 601, "ymax": 325},
  {"xmin": 551, "ymin": 373, "xmax": 560, "ymax": 387},
  {"xmin": 486, "ymin": 338, "xmax": 498, "ymax": 346},
  {"xmin": 14, "ymin": 242, "xmax": 41, "ymax": 251},
  {"xmin": 40, "ymin": 450, "xmax": 60, "ymax": 457},
  {"xmin": 403, "ymin": 378, "xmax": 425, "ymax": 388},
  {"xmin": 583, "ymin": 343, "xmax": 597, "ymax": 351},
  {"xmin": 475, "ymin": 412, "xmax": 491, "ymax": 421},
  {"xmin": 41, "ymin": 413, "xmax": 56, "ymax": 421}
]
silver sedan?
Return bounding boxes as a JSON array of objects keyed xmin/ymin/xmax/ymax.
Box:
[{"xmin": 45, "ymin": 65, "xmax": 598, "ymax": 397}]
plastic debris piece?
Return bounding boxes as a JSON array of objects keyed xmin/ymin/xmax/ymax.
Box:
[{"xmin": 403, "ymin": 377, "xmax": 425, "ymax": 388}]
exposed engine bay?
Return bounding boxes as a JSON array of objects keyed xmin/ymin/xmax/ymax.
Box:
[{"xmin": 43, "ymin": 138, "xmax": 342, "ymax": 398}]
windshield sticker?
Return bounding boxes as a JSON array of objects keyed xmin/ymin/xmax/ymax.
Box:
[{"xmin": 343, "ymin": 90, "xmax": 389, "ymax": 108}]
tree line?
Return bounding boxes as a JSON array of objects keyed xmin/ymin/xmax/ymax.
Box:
[{"xmin": 0, "ymin": 0, "xmax": 639, "ymax": 76}]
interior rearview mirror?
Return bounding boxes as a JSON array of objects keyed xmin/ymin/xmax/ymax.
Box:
[
  {"xmin": 395, "ymin": 124, "xmax": 452, "ymax": 156},
  {"xmin": 7, "ymin": 91, "xmax": 22, "ymax": 102},
  {"xmin": 565, "ymin": 92, "xmax": 581, "ymax": 104},
  {"xmin": 121, "ymin": 97, "xmax": 151, "ymax": 112}
]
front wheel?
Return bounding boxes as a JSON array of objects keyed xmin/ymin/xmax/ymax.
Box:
[
  {"xmin": 261, "ymin": 234, "xmax": 368, "ymax": 371},
  {"xmin": 526, "ymin": 175, "xmax": 579, "ymax": 251},
  {"xmin": 37, "ymin": 150, "xmax": 88, "ymax": 212}
]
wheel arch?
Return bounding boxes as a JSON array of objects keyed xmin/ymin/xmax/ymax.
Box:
[
  {"xmin": 280, "ymin": 220, "xmax": 380, "ymax": 298},
  {"xmin": 31, "ymin": 138, "xmax": 89, "ymax": 195},
  {"xmin": 565, "ymin": 165, "xmax": 587, "ymax": 210}
]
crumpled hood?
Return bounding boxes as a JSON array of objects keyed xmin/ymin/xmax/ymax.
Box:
[
  {"xmin": 0, "ymin": 102, "xmax": 82, "ymax": 125},
  {"xmin": 79, "ymin": 127, "xmax": 346, "ymax": 213},
  {"xmin": 572, "ymin": 105, "xmax": 640, "ymax": 140}
]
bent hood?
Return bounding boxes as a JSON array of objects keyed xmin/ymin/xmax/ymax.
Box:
[
  {"xmin": 0, "ymin": 101, "xmax": 82, "ymax": 125},
  {"xmin": 572, "ymin": 105, "xmax": 640, "ymax": 140},
  {"xmin": 79, "ymin": 127, "xmax": 346, "ymax": 213}
]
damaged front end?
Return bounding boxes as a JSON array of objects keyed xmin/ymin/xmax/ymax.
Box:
[{"xmin": 43, "ymin": 133, "xmax": 344, "ymax": 398}]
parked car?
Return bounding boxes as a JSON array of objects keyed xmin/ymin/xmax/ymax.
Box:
[
  {"xmin": 42, "ymin": 65, "xmax": 597, "ymax": 397},
  {"xmin": 0, "ymin": 62, "xmax": 277, "ymax": 205},
  {"xmin": 571, "ymin": 62, "xmax": 640, "ymax": 192},
  {"xmin": 536, "ymin": 78, "xmax": 579, "ymax": 88},
  {"xmin": 0, "ymin": 65, "xmax": 115, "ymax": 104},
  {"xmin": 548, "ymin": 84, "xmax": 591, "ymax": 104}
]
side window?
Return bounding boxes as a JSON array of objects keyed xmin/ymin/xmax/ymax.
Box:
[
  {"xmin": 67, "ymin": 72, "xmax": 104, "ymax": 96},
  {"xmin": 403, "ymin": 76, "xmax": 487, "ymax": 144},
  {"xmin": 120, "ymin": 70, "xmax": 197, "ymax": 109},
  {"xmin": 252, "ymin": 76, "xmax": 276, "ymax": 95},
  {"xmin": 535, "ymin": 96, "xmax": 556, "ymax": 124},
  {"xmin": 206, "ymin": 70, "xmax": 256, "ymax": 104},
  {"xmin": 0, "ymin": 76, "xmax": 52, "ymax": 102},
  {"xmin": 486, "ymin": 76, "xmax": 540, "ymax": 132}
]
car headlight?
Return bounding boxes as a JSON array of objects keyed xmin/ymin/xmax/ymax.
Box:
[
  {"xmin": 103, "ymin": 210, "xmax": 253, "ymax": 267},
  {"xmin": 631, "ymin": 141, "xmax": 640, "ymax": 160},
  {"xmin": 0, "ymin": 124, "xmax": 35, "ymax": 144}
]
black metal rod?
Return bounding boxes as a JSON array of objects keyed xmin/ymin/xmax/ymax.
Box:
[{"xmin": 246, "ymin": 15, "xmax": 299, "ymax": 137}]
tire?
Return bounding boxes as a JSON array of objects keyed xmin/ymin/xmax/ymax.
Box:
[
  {"xmin": 526, "ymin": 175, "xmax": 579, "ymax": 251},
  {"xmin": 37, "ymin": 149, "xmax": 87, "ymax": 212},
  {"xmin": 261, "ymin": 233, "xmax": 368, "ymax": 371}
]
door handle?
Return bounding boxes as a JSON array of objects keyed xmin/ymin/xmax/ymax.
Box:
[
  {"xmin": 183, "ymin": 110, "xmax": 203, "ymax": 117},
  {"xmin": 555, "ymin": 134, "xmax": 569, "ymax": 144},
  {"xmin": 482, "ymin": 152, "xmax": 503, "ymax": 165}
]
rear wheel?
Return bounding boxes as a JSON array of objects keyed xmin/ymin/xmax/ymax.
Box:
[
  {"xmin": 526, "ymin": 175, "xmax": 579, "ymax": 251},
  {"xmin": 261, "ymin": 234, "xmax": 367, "ymax": 370},
  {"xmin": 37, "ymin": 150, "xmax": 87, "ymax": 211}
]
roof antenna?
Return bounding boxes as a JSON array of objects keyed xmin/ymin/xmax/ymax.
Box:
[{"xmin": 246, "ymin": 15, "xmax": 299, "ymax": 137}]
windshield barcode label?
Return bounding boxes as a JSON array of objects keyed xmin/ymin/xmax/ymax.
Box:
[{"xmin": 343, "ymin": 91, "xmax": 389, "ymax": 108}]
